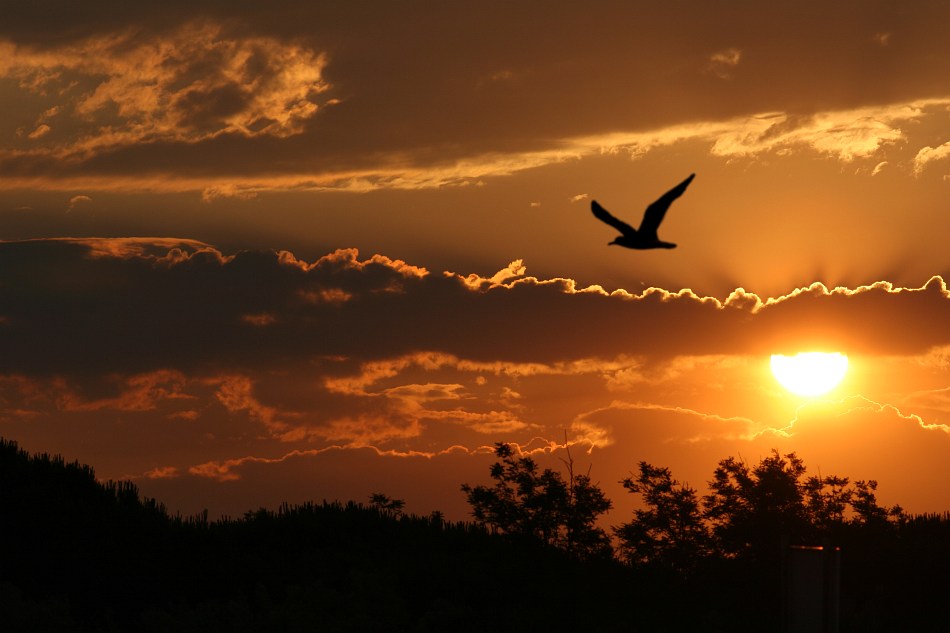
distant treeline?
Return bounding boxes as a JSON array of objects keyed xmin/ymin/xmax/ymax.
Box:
[{"xmin": 2, "ymin": 437, "xmax": 950, "ymax": 632}]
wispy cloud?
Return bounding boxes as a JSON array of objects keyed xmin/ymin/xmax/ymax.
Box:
[
  {"xmin": 707, "ymin": 47, "xmax": 742, "ymax": 79},
  {"xmin": 2, "ymin": 87, "xmax": 948, "ymax": 194},
  {"xmin": 66, "ymin": 194, "xmax": 92, "ymax": 211}
]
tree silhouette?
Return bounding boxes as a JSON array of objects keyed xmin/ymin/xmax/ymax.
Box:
[
  {"xmin": 850, "ymin": 479, "xmax": 905, "ymax": 526},
  {"xmin": 703, "ymin": 450, "xmax": 811, "ymax": 559},
  {"xmin": 461, "ymin": 442, "xmax": 612, "ymax": 559},
  {"xmin": 5, "ymin": 435, "xmax": 950, "ymax": 632},
  {"xmin": 803, "ymin": 474, "xmax": 852, "ymax": 532},
  {"xmin": 614, "ymin": 462, "xmax": 709, "ymax": 573},
  {"xmin": 369, "ymin": 492, "xmax": 406, "ymax": 516}
]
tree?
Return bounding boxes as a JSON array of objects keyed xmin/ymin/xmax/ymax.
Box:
[
  {"xmin": 560, "ymin": 448, "xmax": 615, "ymax": 558},
  {"xmin": 369, "ymin": 493, "xmax": 405, "ymax": 516},
  {"xmin": 803, "ymin": 474, "xmax": 852, "ymax": 532},
  {"xmin": 461, "ymin": 442, "xmax": 612, "ymax": 559},
  {"xmin": 850, "ymin": 479, "xmax": 904, "ymax": 527},
  {"xmin": 614, "ymin": 462, "xmax": 709, "ymax": 572},
  {"xmin": 703, "ymin": 450, "xmax": 810, "ymax": 559}
]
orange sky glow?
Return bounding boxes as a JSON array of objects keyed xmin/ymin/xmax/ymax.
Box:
[{"xmin": 1, "ymin": 1, "xmax": 949, "ymax": 524}]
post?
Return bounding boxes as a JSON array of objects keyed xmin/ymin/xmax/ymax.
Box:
[{"xmin": 782, "ymin": 544, "xmax": 840, "ymax": 633}]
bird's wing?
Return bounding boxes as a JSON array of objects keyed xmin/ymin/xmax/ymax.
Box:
[
  {"xmin": 591, "ymin": 200, "xmax": 637, "ymax": 237},
  {"xmin": 638, "ymin": 173, "xmax": 695, "ymax": 239}
]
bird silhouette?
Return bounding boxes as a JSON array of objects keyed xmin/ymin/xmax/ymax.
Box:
[{"xmin": 591, "ymin": 173, "xmax": 695, "ymax": 249}]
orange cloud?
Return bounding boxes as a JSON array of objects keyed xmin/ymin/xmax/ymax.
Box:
[
  {"xmin": 66, "ymin": 195, "xmax": 92, "ymax": 211},
  {"xmin": 3, "ymin": 93, "xmax": 948, "ymax": 194},
  {"xmin": 0, "ymin": 21, "xmax": 331, "ymax": 160},
  {"xmin": 54, "ymin": 370, "xmax": 192, "ymax": 412},
  {"xmin": 241, "ymin": 313, "xmax": 278, "ymax": 326},
  {"xmin": 210, "ymin": 374, "xmax": 298, "ymax": 438},
  {"xmin": 707, "ymin": 48, "xmax": 742, "ymax": 79},
  {"xmin": 186, "ymin": 444, "xmax": 478, "ymax": 483},
  {"xmin": 779, "ymin": 396, "xmax": 950, "ymax": 437},
  {"xmin": 914, "ymin": 142, "xmax": 950, "ymax": 175},
  {"xmin": 143, "ymin": 466, "xmax": 180, "ymax": 479},
  {"xmin": 315, "ymin": 416, "xmax": 425, "ymax": 446},
  {"xmin": 18, "ymin": 236, "xmax": 216, "ymax": 260}
]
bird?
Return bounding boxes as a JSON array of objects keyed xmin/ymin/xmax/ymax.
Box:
[{"xmin": 590, "ymin": 173, "xmax": 695, "ymax": 249}]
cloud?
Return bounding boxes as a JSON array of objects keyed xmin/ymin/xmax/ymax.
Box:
[
  {"xmin": 0, "ymin": 240, "xmax": 946, "ymax": 495},
  {"xmin": 2, "ymin": 238, "xmax": 946, "ymax": 518},
  {"xmin": 1, "ymin": 4, "xmax": 949, "ymax": 196},
  {"xmin": 55, "ymin": 370, "xmax": 192, "ymax": 413},
  {"xmin": 913, "ymin": 142, "xmax": 950, "ymax": 175},
  {"xmin": 132, "ymin": 385, "xmax": 950, "ymax": 519},
  {"xmin": 0, "ymin": 21, "xmax": 331, "ymax": 160},
  {"xmin": 144, "ymin": 466, "xmax": 180, "ymax": 479},
  {"xmin": 901, "ymin": 387, "xmax": 950, "ymax": 415},
  {"xmin": 0, "ymin": 87, "xmax": 948, "ymax": 193},
  {"xmin": 456, "ymin": 258, "xmax": 526, "ymax": 289},
  {"xmin": 66, "ymin": 194, "xmax": 92, "ymax": 211},
  {"xmin": 912, "ymin": 345, "xmax": 950, "ymax": 370},
  {"xmin": 27, "ymin": 124, "xmax": 50, "ymax": 139},
  {"xmin": 185, "ymin": 443, "xmax": 477, "ymax": 484},
  {"xmin": 707, "ymin": 48, "xmax": 742, "ymax": 79},
  {"xmin": 201, "ymin": 185, "xmax": 260, "ymax": 203},
  {"xmin": 1, "ymin": 240, "xmax": 947, "ymax": 380},
  {"xmin": 570, "ymin": 193, "xmax": 589, "ymax": 203},
  {"xmin": 211, "ymin": 374, "xmax": 298, "ymax": 438},
  {"xmin": 710, "ymin": 104, "xmax": 917, "ymax": 162}
]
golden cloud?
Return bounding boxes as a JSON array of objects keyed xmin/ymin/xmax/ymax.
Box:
[
  {"xmin": 707, "ymin": 47, "xmax": 742, "ymax": 79},
  {"xmin": 0, "ymin": 21, "xmax": 330, "ymax": 158},
  {"xmin": 914, "ymin": 141, "xmax": 950, "ymax": 175},
  {"xmin": 3, "ymin": 91, "xmax": 948, "ymax": 194}
]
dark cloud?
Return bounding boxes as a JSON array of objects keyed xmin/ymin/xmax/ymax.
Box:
[{"xmin": 1, "ymin": 239, "xmax": 947, "ymax": 379}]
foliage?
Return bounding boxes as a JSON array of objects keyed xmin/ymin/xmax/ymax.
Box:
[
  {"xmin": 369, "ymin": 492, "xmax": 406, "ymax": 516},
  {"xmin": 850, "ymin": 479, "xmax": 905, "ymax": 526},
  {"xmin": 618, "ymin": 449, "xmax": 907, "ymax": 569},
  {"xmin": 614, "ymin": 462, "xmax": 708, "ymax": 572},
  {"xmin": 703, "ymin": 450, "xmax": 811, "ymax": 558},
  {"xmin": 803, "ymin": 474, "xmax": 852, "ymax": 531},
  {"xmin": 461, "ymin": 442, "xmax": 612, "ymax": 559}
]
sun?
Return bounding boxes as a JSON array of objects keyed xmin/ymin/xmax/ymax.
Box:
[{"xmin": 770, "ymin": 352, "xmax": 849, "ymax": 397}]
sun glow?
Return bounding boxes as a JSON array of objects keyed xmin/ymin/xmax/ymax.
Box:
[{"xmin": 770, "ymin": 352, "xmax": 849, "ymax": 397}]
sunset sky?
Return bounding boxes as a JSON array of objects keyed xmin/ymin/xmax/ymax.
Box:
[{"xmin": 2, "ymin": 1, "xmax": 949, "ymax": 523}]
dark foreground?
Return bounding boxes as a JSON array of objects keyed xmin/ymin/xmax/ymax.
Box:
[{"xmin": 2, "ymin": 439, "xmax": 949, "ymax": 632}]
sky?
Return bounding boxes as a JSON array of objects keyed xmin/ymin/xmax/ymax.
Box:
[{"xmin": 1, "ymin": 1, "xmax": 949, "ymax": 523}]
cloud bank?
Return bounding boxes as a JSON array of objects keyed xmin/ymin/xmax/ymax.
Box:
[
  {"xmin": 1, "ymin": 239, "xmax": 947, "ymax": 377},
  {"xmin": 2, "ymin": 238, "xmax": 948, "ymax": 518}
]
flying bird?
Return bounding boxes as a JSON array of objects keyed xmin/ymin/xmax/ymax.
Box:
[{"xmin": 590, "ymin": 173, "xmax": 695, "ymax": 249}]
